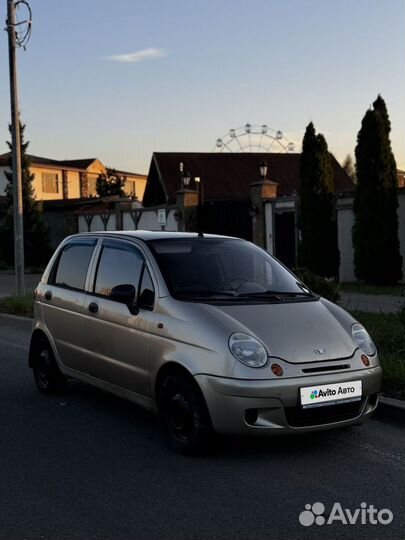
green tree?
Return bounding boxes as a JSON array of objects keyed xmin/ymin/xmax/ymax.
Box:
[
  {"xmin": 298, "ymin": 122, "xmax": 340, "ymax": 278},
  {"xmin": 96, "ymin": 168, "xmax": 126, "ymax": 197},
  {"xmin": 0, "ymin": 123, "xmax": 51, "ymax": 267},
  {"xmin": 353, "ymin": 95, "xmax": 402, "ymax": 284}
]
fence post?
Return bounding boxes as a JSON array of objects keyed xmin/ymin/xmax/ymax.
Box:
[
  {"xmin": 249, "ymin": 179, "xmax": 278, "ymax": 248},
  {"xmin": 175, "ymin": 188, "xmax": 198, "ymax": 232}
]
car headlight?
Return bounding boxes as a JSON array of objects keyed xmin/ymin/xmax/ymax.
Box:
[
  {"xmin": 229, "ymin": 333, "xmax": 268, "ymax": 368},
  {"xmin": 352, "ymin": 323, "xmax": 376, "ymax": 356}
]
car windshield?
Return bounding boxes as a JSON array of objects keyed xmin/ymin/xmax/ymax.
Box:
[{"xmin": 148, "ymin": 237, "xmax": 316, "ymax": 302}]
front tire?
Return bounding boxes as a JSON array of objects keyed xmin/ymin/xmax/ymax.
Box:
[
  {"xmin": 32, "ymin": 339, "xmax": 66, "ymax": 394},
  {"xmin": 157, "ymin": 371, "xmax": 213, "ymax": 455}
]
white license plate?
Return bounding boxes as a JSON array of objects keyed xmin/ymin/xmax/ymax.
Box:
[{"xmin": 300, "ymin": 380, "xmax": 362, "ymax": 408}]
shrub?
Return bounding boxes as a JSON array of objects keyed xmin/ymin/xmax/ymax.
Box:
[
  {"xmin": 0, "ymin": 295, "xmax": 33, "ymax": 317},
  {"xmin": 351, "ymin": 310, "xmax": 405, "ymax": 399}
]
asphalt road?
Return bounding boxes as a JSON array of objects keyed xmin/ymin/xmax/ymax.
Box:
[{"xmin": 0, "ymin": 316, "xmax": 404, "ymax": 540}]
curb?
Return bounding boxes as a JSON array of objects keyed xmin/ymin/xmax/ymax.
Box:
[
  {"xmin": 374, "ymin": 396, "xmax": 405, "ymax": 427},
  {"xmin": 0, "ymin": 312, "xmax": 33, "ymax": 331}
]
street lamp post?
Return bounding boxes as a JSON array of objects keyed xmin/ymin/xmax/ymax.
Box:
[
  {"xmin": 259, "ymin": 160, "xmax": 268, "ymax": 180},
  {"xmin": 179, "ymin": 162, "xmax": 191, "ymax": 189},
  {"xmin": 183, "ymin": 171, "xmax": 191, "ymax": 188}
]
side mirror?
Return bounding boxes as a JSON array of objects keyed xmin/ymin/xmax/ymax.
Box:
[{"xmin": 110, "ymin": 284, "xmax": 136, "ymax": 305}]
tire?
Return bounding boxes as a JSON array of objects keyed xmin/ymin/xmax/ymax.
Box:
[
  {"xmin": 157, "ymin": 371, "xmax": 213, "ymax": 455},
  {"xmin": 32, "ymin": 339, "xmax": 66, "ymax": 394}
]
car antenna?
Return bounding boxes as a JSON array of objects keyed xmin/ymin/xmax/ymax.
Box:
[{"xmin": 198, "ymin": 230, "xmax": 204, "ymax": 238}]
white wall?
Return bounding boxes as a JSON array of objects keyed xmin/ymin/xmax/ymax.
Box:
[
  {"xmin": 264, "ymin": 202, "xmax": 273, "ymax": 254},
  {"xmin": 78, "ymin": 208, "xmax": 179, "ymax": 234},
  {"xmin": 78, "ymin": 214, "xmax": 115, "ymax": 232},
  {"xmin": 123, "ymin": 209, "xmax": 178, "ymax": 232},
  {"xmin": 337, "ymin": 194, "xmax": 405, "ymax": 283}
]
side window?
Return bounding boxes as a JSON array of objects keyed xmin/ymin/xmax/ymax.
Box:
[
  {"xmin": 139, "ymin": 266, "xmax": 155, "ymax": 309},
  {"xmin": 53, "ymin": 241, "xmax": 96, "ymax": 291},
  {"xmin": 95, "ymin": 242, "xmax": 144, "ymax": 298}
]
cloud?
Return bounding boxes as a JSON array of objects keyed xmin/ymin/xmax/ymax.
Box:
[{"xmin": 104, "ymin": 48, "xmax": 167, "ymax": 63}]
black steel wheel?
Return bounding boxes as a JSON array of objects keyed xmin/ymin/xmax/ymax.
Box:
[
  {"xmin": 32, "ymin": 339, "xmax": 66, "ymax": 394},
  {"xmin": 157, "ymin": 371, "xmax": 212, "ymax": 455}
]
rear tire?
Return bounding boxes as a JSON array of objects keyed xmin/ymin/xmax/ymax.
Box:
[
  {"xmin": 32, "ymin": 339, "xmax": 66, "ymax": 394},
  {"xmin": 157, "ymin": 371, "xmax": 213, "ymax": 455}
]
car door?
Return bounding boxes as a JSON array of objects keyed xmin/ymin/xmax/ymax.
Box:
[
  {"xmin": 41, "ymin": 237, "xmax": 99, "ymax": 371},
  {"xmin": 80, "ymin": 238, "xmax": 156, "ymax": 397}
]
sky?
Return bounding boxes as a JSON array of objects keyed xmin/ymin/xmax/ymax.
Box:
[{"xmin": 0, "ymin": 0, "xmax": 403, "ymax": 174}]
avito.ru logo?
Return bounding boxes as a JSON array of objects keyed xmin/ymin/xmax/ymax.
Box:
[{"xmin": 299, "ymin": 502, "xmax": 393, "ymax": 526}]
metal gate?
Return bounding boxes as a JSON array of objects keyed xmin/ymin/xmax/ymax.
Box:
[{"xmin": 200, "ymin": 200, "xmax": 252, "ymax": 241}]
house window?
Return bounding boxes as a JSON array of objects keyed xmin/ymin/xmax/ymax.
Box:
[{"xmin": 42, "ymin": 173, "xmax": 59, "ymax": 194}]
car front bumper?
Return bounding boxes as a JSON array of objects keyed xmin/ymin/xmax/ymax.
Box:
[{"xmin": 195, "ymin": 366, "xmax": 382, "ymax": 435}]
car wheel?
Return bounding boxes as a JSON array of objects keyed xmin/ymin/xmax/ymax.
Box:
[
  {"xmin": 157, "ymin": 371, "xmax": 213, "ymax": 455},
  {"xmin": 32, "ymin": 339, "xmax": 66, "ymax": 394}
]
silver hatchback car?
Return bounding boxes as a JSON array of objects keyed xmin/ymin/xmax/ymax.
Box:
[{"xmin": 30, "ymin": 231, "xmax": 382, "ymax": 453}]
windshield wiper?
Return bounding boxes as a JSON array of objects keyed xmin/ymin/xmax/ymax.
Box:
[
  {"xmin": 238, "ymin": 290, "xmax": 315, "ymax": 299},
  {"xmin": 274, "ymin": 291, "xmax": 315, "ymax": 297},
  {"xmin": 175, "ymin": 289, "xmax": 237, "ymax": 298},
  {"xmin": 176, "ymin": 289, "xmax": 316, "ymax": 301}
]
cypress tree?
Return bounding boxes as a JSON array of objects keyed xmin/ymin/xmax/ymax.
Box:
[
  {"xmin": 298, "ymin": 122, "xmax": 340, "ymax": 278},
  {"xmin": 0, "ymin": 123, "xmax": 51, "ymax": 267},
  {"xmin": 353, "ymin": 95, "xmax": 402, "ymax": 284}
]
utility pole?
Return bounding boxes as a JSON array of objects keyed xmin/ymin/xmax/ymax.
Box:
[{"xmin": 6, "ymin": 0, "xmax": 27, "ymax": 295}]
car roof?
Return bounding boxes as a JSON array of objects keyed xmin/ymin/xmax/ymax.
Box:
[{"xmin": 69, "ymin": 230, "xmax": 238, "ymax": 242}]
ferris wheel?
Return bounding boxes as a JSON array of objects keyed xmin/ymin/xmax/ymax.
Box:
[{"xmin": 214, "ymin": 123, "xmax": 296, "ymax": 153}]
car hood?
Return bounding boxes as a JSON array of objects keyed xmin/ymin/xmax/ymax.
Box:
[{"xmin": 201, "ymin": 298, "xmax": 356, "ymax": 363}]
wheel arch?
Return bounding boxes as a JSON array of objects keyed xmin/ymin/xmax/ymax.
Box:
[
  {"xmin": 28, "ymin": 328, "xmax": 49, "ymax": 367},
  {"xmin": 154, "ymin": 362, "xmax": 208, "ymax": 411},
  {"xmin": 29, "ymin": 326, "xmax": 62, "ymax": 372}
]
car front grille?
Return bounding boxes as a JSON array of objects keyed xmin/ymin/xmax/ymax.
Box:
[
  {"xmin": 285, "ymin": 399, "xmax": 366, "ymax": 427},
  {"xmin": 301, "ymin": 364, "xmax": 351, "ymax": 374}
]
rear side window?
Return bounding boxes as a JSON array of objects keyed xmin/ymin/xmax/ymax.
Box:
[
  {"xmin": 53, "ymin": 241, "xmax": 96, "ymax": 291},
  {"xmin": 94, "ymin": 242, "xmax": 144, "ymax": 298}
]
